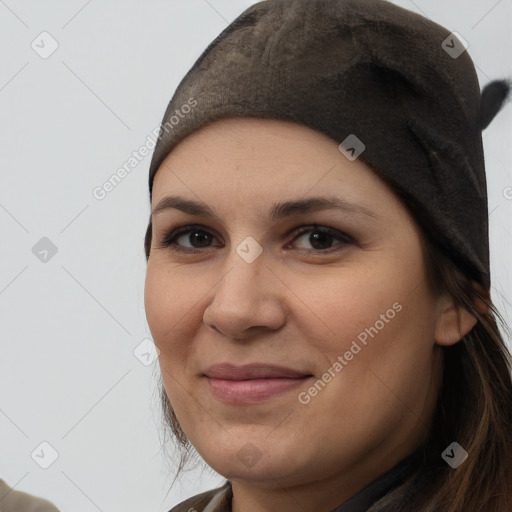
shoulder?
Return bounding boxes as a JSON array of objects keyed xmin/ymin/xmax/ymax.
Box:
[
  {"xmin": 0, "ymin": 479, "xmax": 60, "ymax": 511},
  {"xmin": 167, "ymin": 481, "xmax": 232, "ymax": 512}
]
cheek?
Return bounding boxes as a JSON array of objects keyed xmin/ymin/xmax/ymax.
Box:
[
  {"xmin": 144, "ymin": 267, "xmax": 169, "ymax": 346},
  {"xmin": 303, "ymin": 248, "xmax": 435, "ymax": 391},
  {"xmin": 144, "ymin": 263, "xmax": 195, "ymax": 358},
  {"xmin": 308, "ymin": 260, "xmax": 438, "ymax": 414},
  {"xmin": 299, "ymin": 261, "xmax": 410, "ymax": 348},
  {"xmin": 144, "ymin": 267, "xmax": 198, "ymax": 418}
]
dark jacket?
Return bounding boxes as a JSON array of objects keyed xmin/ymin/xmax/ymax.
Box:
[{"xmin": 167, "ymin": 450, "xmax": 423, "ymax": 512}]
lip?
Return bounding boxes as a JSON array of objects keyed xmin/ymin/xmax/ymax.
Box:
[
  {"xmin": 203, "ymin": 362, "xmax": 311, "ymax": 380},
  {"xmin": 203, "ymin": 363, "xmax": 313, "ymax": 403}
]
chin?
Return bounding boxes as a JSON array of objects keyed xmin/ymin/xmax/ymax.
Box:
[{"xmin": 194, "ymin": 432, "xmax": 312, "ymax": 485}]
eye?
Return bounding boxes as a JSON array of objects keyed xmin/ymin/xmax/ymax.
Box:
[
  {"xmin": 158, "ymin": 224, "xmax": 219, "ymax": 252},
  {"xmin": 157, "ymin": 223, "xmax": 353, "ymax": 254},
  {"xmin": 290, "ymin": 225, "xmax": 353, "ymax": 252}
]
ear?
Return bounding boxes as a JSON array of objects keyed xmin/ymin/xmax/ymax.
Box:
[{"xmin": 434, "ymin": 294, "xmax": 478, "ymax": 347}]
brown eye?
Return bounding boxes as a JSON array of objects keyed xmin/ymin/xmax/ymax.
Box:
[
  {"xmin": 291, "ymin": 226, "xmax": 352, "ymax": 252},
  {"xmin": 159, "ymin": 225, "xmax": 219, "ymax": 251},
  {"xmin": 159, "ymin": 223, "xmax": 353, "ymax": 254}
]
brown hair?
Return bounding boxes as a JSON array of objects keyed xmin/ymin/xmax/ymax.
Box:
[{"xmin": 144, "ymin": 178, "xmax": 512, "ymax": 510}]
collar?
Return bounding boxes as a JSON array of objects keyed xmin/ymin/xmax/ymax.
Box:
[
  {"xmin": 182, "ymin": 448, "xmax": 423, "ymax": 512},
  {"xmin": 331, "ymin": 449, "xmax": 422, "ymax": 511}
]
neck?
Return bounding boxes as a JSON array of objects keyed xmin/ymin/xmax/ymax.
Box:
[{"xmin": 230, "ymin": 444, "xmax": 421, "ymax": 512}]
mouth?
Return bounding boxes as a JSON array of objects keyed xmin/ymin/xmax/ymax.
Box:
[{"xmin": 203, "ymin": 363, "xmax": 314, "ymax": 403}]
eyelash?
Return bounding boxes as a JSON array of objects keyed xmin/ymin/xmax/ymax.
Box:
[{"xmin": 157, "ymin": 223, "xmax": 354, "ymax": 255}]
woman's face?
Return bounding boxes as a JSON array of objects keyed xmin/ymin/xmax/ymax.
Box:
[{"xmin": 144, "ymin": 117, "xmax": 447, "ymax": 491}]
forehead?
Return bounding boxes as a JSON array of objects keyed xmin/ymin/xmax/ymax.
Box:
[
  {"xmin": 151, "ymin": 117, "xmax": 404, "ymax": 220},
  {"xmin": 157, "ymin": 118, "xmax": 363, "ymax": 183}
]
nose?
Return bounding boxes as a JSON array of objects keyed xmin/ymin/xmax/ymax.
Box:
[{"xmin": 202, "ymin": 250, "xmax": 286, "ymax": 340}]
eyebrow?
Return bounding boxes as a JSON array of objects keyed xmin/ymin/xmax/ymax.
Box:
[{"xmin": 151, "ymin": 195, "xmax": 378, "ymax": 222}]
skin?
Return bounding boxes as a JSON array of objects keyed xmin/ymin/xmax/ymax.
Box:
[{"xmin": 144, "ymin": 117, "xmax": 478, "ymax": 512}]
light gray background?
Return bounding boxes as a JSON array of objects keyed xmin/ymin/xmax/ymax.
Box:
[{"xmin": 0, "ymin": 1, "xmax": 510, "ymax": 511}]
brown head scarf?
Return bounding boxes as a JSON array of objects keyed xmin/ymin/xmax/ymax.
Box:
[{"xmin": 147, "ymin": 0, "xmax": 510, "ymax": 290}]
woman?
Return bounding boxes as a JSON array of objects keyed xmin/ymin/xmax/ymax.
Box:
[{"xmin": 143, "ymin": 0, "xmax": 512, "ymax": 510}]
